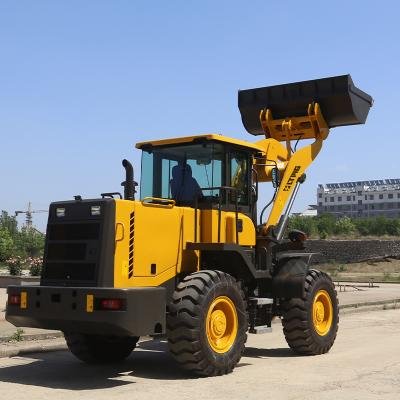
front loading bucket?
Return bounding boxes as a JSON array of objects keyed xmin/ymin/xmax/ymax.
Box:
[{"xmin": 238, "ymin": 74, "xmax": 373, "ymax": 135}]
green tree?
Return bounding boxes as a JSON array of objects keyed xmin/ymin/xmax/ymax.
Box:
[
  {"xmin": 15, "ymin": 228, "xmax": 45, "ymax": 257},
  {"xmin": 0, "ymin": 228, "xmax": 15, "ymax": 261},
  {"xmin": 0, "ymin": 211, "xmax": 18, "ymax": 238}
]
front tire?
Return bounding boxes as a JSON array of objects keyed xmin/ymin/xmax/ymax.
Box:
[
  {"xmin": 281, "ymin": 269, "xmax": 339, "ymax": 355},
  {"xmin": 64, "ymin": 333, "xmax": 139, "ymax": 363},
  {"xmin": 167, "ymin": 270, "xmax": 248, "ymax": 376}
]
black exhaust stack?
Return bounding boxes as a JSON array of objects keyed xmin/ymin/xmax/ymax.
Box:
[{"xmin": 122, "ymin": 159, "xmax": 137, "ymax": 200}]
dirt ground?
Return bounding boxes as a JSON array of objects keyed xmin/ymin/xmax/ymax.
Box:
[
  {"xmin": 317, "ymin": 257, "xmax": 400, "ymax": 282},
  {"xmin": 0, "ymin": 309, "xmax": 399, "ymax": 400}
]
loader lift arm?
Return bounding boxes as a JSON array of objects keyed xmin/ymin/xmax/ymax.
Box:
[
  {"xmin": 256, "ymin": 102, "xmax": 328, "ymax": 237},
  {"xmin": 239, "ymin": 74, "xmax": 373, "ymax": 239}
]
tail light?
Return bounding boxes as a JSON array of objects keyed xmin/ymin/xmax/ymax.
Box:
[
  {"xmin": 8, "ymin": 294, "xmax": 21, "ymax": 306},
  {"xmin": 99, "ymin": 299, "xmax": 124, "ymax": 311}
]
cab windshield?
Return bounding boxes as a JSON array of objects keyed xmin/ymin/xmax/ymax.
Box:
[{"xmin": 140, "ymin": 141, "xmax": 249, "ymax": 206}]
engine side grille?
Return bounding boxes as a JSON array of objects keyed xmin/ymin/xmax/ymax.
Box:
[
  {"xmin": 48, "ymin": 223, "xmax": 100, "ymax": 241},
  {"xmin": 44, "ymin": 262, "xmax": 96, "ymax": 281},
  {"xmin": 41, "ymin": 198, "xmax": 116, "ymax": 287},
  {"xmin": 128, "ymin": 212, "xmax": 134, "ymax": 278},
  {"xmin": 46, "ymin": 243, "xmax": 87, "ymax": 261},
  {"xmin": 42, "ymin": 222, "xmax": 101, "ymax": 286}
]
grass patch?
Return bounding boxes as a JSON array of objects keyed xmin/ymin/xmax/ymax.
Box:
[{"xmin": 9, "ymin": 328, "xmax": 24, "ymax": 342}]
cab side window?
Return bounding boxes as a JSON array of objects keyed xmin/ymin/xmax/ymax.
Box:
[{"xmin": 230, "ymin": 151, "xmax": 249, "ymax": 205}]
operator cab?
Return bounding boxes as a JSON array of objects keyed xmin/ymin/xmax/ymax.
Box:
[{"xmin": 136, "ymin": 134, "xmax": 263, "ymax": 218}]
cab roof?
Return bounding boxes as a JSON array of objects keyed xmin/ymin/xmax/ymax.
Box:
[{"xmin": 135, "ymin": 133, "xmax": 264, "ymax": 153}]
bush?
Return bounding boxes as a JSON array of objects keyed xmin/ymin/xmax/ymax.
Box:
[
  {"xmin": 319, "ymin": 230, "xmax": 328, "ymax": 239},
  {"xmin": 288, "ymin": 215, "xmax": 400, "ymax": 238},
  {"xmin": 315, "ymin": 214, "xmax": 336, "ymax": 237},
  {"xmin": 27, "ymin": 257, "xmax": 43, "ymax": 276},
  {"xmin": 287, "ymin": 215, "xmax": 317, "ymax": 237},
  {"xmin": 353, "ymin": 218, "xmax": 372, "ymax": 236},
  {"xmin": 10, "ymin": 328, "xmax": 24, "ymax": 342},
  {"xmin": 334, "ymin": 216, "xmax": 355, "ymax": 235},
  {"xmin": 368, "ymin": 216, "xmax": 388, "ymax": 236},
  {"xmin": 386, "ymin": 219, "xmax": 400, "ymax": 236},
  {"xmin": 6, "ymin": 256, "xmax": 23, "ymax": 276}
]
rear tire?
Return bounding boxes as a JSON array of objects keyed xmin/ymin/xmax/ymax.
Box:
[
  {"xmin": 167, "ymin": 270, "xmax": 248, "ymax": 376},
  {"xmin": 281, "ymin": 269, "xmax": 339, "ymax": 355},
  {"xmin": 64, "ymin": 333, "xmax": 139, "ymax": 363}
]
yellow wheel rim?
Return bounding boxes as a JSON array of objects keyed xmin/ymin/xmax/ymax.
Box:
[
  {"xmin": 206, "ymin": 296, "xmax": 238, "ymax": 353},
  {"xmin": 312, "ymin": 290, "xmax": 333, "ymax": 336}
]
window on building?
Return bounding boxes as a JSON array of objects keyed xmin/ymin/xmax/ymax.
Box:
[
  {"xmin": 330, "ymin": 197, "xmax": 334, "ymax": 202},
  {"xmin": 398, "ymin": 193, "xmax": 400, "ymax": 199},
  {"xmin": 329, "ymin": 206, "xmax": 334, "ymax": 211},
  {"xmin": 325, "ymin": 198, "xmax": 327, "ymax": 202},
  {"xmin": 347, "ymin": 196, "xmax": 351, "ymax": 201},
  {"xmin": 369, "ymin": 194, "xmax": 374, "ymax": 200},
  {"xmin": 371, "ymin": 204, "xmax": 375, "ymax": 210},
  {"xmin": 364, "ymin": 195, "xmax": 367, "ymax": 200},
  {"xmin": 358, "ymin": 191, "xmax": 362, "ymax": 196},
  {"xmin": 379, "ymin": 194, "xmax": 383, "ymax": 199},
  {"xmin": 338, "ymin": 196, "xmax": 342, "ymax": 201},
  {"xmin": 358, "ymin": 200, "xmax": 362, "ymax": 205},
  {"xmin": 353, "ymin": 196, "xmax": 355, "ymax": 201},
  {"xmin": 318, "ymin": 193, "xmax": 322, "ymax": 198},
  {"xmin": 318, "ymin": 202, "xmax": 322, "ymax": 206},
  {"xmin": 388, "ymin": 193, "xmax": 393, "ymax": 199}
]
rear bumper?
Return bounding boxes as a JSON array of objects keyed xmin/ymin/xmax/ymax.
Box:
[{"xmin": 5, "ymin": 286, "xmax": 166, "ymax": 337}]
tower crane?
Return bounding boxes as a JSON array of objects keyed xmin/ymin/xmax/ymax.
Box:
[{"xmin": 15, "ymin": 202, "xmax": 48, "ymax": 228}]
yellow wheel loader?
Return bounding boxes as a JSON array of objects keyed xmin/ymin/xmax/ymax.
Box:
[{"xmin": 6, "ymin": 75, "xmax": 372, "ymax": 376}]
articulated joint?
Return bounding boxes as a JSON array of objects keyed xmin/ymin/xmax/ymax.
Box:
[{"xmin": 259, "ymin": 102, "xmax": 329, "ymax": 142}]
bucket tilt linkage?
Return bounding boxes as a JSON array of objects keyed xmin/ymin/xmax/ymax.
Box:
[{"xmin": 259, "ymin": 102, "xmax": 329, "ymax": 143}]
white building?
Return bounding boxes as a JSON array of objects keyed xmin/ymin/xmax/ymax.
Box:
[
  {"xmin": 293, "ymin": 205, "xmax": 318, "ymax": 217},
  {"xmin": 317, "ymin": 179, "xmax": 400, "ymax": 218}
]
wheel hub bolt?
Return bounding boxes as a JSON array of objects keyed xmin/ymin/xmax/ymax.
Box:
[
  {"xmin": 315, "ymin": 302, "xmax": 325, "ymax": 322},
  {"xmin": 211, "ymin": 310, "xmax": 226, "ymax": 337}
]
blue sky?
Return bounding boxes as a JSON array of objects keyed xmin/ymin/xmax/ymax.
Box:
[{"xmin": 0, "ymin": 1, "xmax": 399, "ymax": 231}]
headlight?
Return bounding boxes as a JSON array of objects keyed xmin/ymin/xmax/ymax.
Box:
[
  {"xmin": 91, "ymin": 205, "xmax": 101, "ymax": 216},
  {"xmin": 56, "ymin": 208, "xmax": 65, "ymax": 217}
]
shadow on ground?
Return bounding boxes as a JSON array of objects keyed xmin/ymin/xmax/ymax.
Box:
[
  {"xmin": 0, "ymin": 340, "xmax": 295, "ymax": 390},
  {"xmin": 0, "ymin": 340, "xmax": 189, "ymax": 390},
  {"xmin": 243, "ymin": 347, "xmax": 296, "ymax": 358}
]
